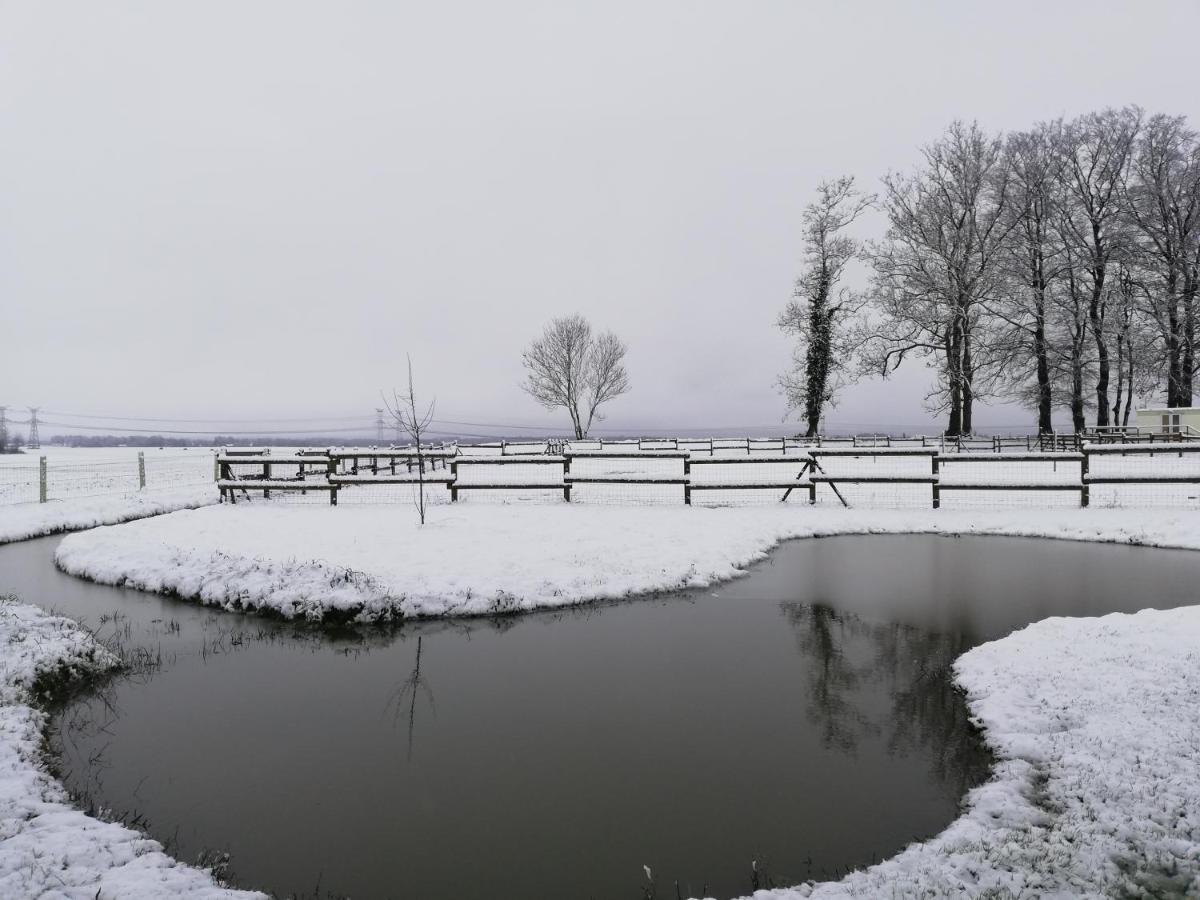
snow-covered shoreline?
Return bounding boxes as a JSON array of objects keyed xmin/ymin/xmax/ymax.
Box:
[
  {"xmin": 54, "ymin": 502, "xmax": 1200, "ymax": 622},
  {"xmin": 0, "ymin": 598, "xmax": 263, "ymax": 898},
  {"xmin": 0, "ymin": 487, "xmax": 218, "ymax": 546}
]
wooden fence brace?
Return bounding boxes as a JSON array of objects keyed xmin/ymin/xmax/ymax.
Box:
[{"xmin": 779, "ymin": 459, "xmax": 813, "ymax": 503}]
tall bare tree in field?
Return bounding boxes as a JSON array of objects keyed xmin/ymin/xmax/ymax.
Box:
[
  {"xmin": 385, "ymin": 355, "xmax": 436, "ymax": 525},
  {"xmin": 1127, "ymin": 113, "xmax": 1200, "ymax": 407},
  {"xmin": 991, "ymin": 122, "xmax": 1068, "ymax": 434},
  {"xmin": 1055, "ymin": 107, "xmax": 1141, "ymax": 427},
  {"xmin": 777, "ymin": 176, "xmax": 874, "ymax": 437},
  {"xmin": 521, "ymin": 314, "xmax": 630, "ymax": 439},
  {"xmin": 861, "ymin": 121, "xmax": 1014, "ymax": 436}
]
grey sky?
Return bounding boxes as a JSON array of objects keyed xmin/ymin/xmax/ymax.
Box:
[{"xmin": 3, "ymin": 1, "xmax": 1198, "ymax": 437}]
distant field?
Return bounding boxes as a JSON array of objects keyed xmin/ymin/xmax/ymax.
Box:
[{"xmin": 0, "ymin": 447, "xmax": 217, "ymax": 505}]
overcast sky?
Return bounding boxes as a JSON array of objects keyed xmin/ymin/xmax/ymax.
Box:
[{"xmin": 3, "ymin": 1, "xmax": 1198, "ymax": 437}]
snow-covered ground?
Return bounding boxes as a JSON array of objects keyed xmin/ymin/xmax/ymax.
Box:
[
  {"xmin": 0, "ymin": 598, "xmax": 263, "ymax": 899},
  {"xmin": 54, "ymin": 502, "xmax": 1200, "ymax": 622},
  {"xmin": 731, "ymin": 603, "xmax": 1200, "ymax": 899},
  {"xmin": 0, "ymin": 487, "xmax": 218, "ymax": 546}
]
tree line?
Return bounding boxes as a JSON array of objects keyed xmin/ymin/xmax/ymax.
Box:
[{"xmin": 780, "ymin": 107, "xmax": 1200, "ymax": 437}]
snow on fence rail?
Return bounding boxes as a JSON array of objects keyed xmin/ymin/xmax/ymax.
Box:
[{"xmin": 212, "ymin": 441, "xmax": 1200, "ymax": 509}]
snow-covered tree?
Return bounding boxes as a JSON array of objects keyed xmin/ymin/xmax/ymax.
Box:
[
  {"xmin": 1126, "ymin": 112, "xmax": 1200, "ymax": 407},
  {"xmin": 987, "ymin": 122, "xmax": 1072, "ymax": 433},
  {"xmin": 777, "ymin": 176, "xmax": 873, "ymax": 437},
  {"xmin": 860, "ymin": 122, "xmax": 1015, "ymax": 436},
  {"xmin": 521, "ymin": 314, "xmax": 629, "ymax": 439},
  {"xmin": 1054, "ymin": 107, "xmax": 1141, "ymax": 426}
]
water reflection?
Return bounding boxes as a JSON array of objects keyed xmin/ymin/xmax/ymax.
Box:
[
  {"xmin": 782, "ymin": 602, "xmax": 988, "ymax": 795},
  {"xmin": 387, "ymin": 635, "xmax": 436, "ymax": 761}
]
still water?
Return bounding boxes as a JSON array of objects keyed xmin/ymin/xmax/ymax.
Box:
[{"xmin": 1, "ymin": 533, "xmax": 1196, "ymax": 899}]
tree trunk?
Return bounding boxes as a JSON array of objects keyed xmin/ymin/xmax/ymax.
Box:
[
  {"xmin": 1166, "ymin": 289, "xmax": 1183, "ymax": 407},
  {"xmin": 961, "ymin": 325, "xmax": 974, "ymax": 435},
  {"xmin": 1112, "ymin": 332, "xmax": 1125, "ymax": 425},
  {"xmin": 1071, "ymin": 329, "xmax": 1087, "ymax": 434},
  {"xmin": 1183, "ymin": 277, "xmax": 1196, "ymax": 406},
  {"xmin": 1123, "ymin": 347, "xmax": 1134, "ymax": 426},
  {"xmin": 804, "ymin": 297, "xmax": 832, "ymax": 439},
  {"xmin": 944, "ymin": 320, "xmax": 963, "ymax": 437},
  {"xmin": 1034, "ymin": 313, "xmax": 1052, "ymax": 434},
  {"xmin": 1089, "ymin": 276, "xmax": 1110, "ymax": 427}
]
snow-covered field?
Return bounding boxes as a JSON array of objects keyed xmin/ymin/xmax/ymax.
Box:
[
  {"xmin": 0, "ymin": 448, "xmax": 215, "ymax": 506},
  {"xmin": 0, "ymin": 598, "xmax": 263, "ymax": 898},
  {"xmin": 54, "ymin": 502, "xmax": 1200, "ymax": 622},
  {"xmin": 0, "ymin": 487, "xmax": 218, "ymax": 546}
]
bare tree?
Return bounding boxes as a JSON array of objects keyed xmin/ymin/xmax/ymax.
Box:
[
  {"xmin": 777, "ymin": 176, "xmax": 874, "ymax": 437},
  {"xmin": 860, "ymin": 121, "xmax": 1014, "ymax": 435},
  {"xmin": 1126, "ymin": 112, "xmax": 1200, "ymax": 407},
  {"xmin": 1052, "ymin": 233, "xmax": 1097, "ymax": 433},
  {"xmin": 1055, "ymin": 107, "xmax": 1141, "ymax": 426},
  {"xmin": 990, "ymin": 122, "xmax": 1069, "ymax": 434},
  {"xmin": 384, "ymin": 355, "xmax": 436, "ymax": 525},
  {"xmin": 521, "ymin": 314, "xmax": 630, "ymax": 439}
]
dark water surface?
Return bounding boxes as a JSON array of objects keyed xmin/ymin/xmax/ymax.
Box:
[{"xmin": 1, "ymin": 533, "xmax": 1197, "ymax": 900}]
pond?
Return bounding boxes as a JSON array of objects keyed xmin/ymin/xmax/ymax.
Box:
[{"xmin": 1, "ymin": 533, "xmax": 1197, "ymax": 899}]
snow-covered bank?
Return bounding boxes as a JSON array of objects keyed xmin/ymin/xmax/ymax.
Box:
[
  {"xmin": 0, "ymin": 487, "xmax": 217, "ymax": 546},
  {"xmin": 0, "ymin": 598, "xmax": 262, "ymax": 898},
  {"xmin": 734, "ymin": 604, "xmax": 1200, "ymax": 899},
  {"xmin": 55, "ymin": 502, "xmax": 1200, "ymax": 622}
]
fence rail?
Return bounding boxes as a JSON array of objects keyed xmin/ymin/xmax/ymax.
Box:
[
  {"xmin": 7, "ymin": 433, "xmax": 1200, "ymax": 508},
  {"xmin": 210, "ymin": 441, "xmax": 1200, "ymax": 509}
]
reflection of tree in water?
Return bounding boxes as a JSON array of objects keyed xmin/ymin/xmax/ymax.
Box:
[
  {"xmin": 386, "ymin": 635, "xmax": 436, "ymax": 762},
  {"xmin": 781, "ymin": 603, "xmax": 991, "ymax": 796}
]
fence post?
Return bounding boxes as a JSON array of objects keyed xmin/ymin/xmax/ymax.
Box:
[
  {"xmin": 1080, "ymin": 446, "xmax": 1090, "ymax": 507},
  {"xmin": 450, "ymin": 460, "xmax": 459, "ymax": 502},
  {"xmin": 683, "ymin": 457, "xmax": 691, "ymax": 505},
  {"xmin": 39, "ymin": 456, "xmax": 47, "ymax": 503},
  {"xmin": 137, "ymin": 451, "xmax": 146, "ymax": 489},
  {"xmin": 563, "ymin": 453, "xmax": 571, "ymax": 502},
  {"xmin": 213, "ymin": 452, "xmax": 219, "ymax": 482},
  {"xmin": 931, "ymin": 454, "xmax": 940, "ymax": 509}
]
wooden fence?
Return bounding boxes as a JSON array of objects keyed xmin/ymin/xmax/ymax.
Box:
[{"xmin": 216, "ymin": 441, "xmax": 1200, "ymax": 508}]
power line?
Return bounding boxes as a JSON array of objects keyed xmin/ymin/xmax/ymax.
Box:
[{"xmin": 41, "ymin": 409, "xmax": 367, "ymax": 424}]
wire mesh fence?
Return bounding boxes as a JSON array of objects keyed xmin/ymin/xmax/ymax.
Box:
[
  {"xmin": 0, "ymin": 461, "xmax": 40, "ymax": 505},
  {"xmin": 0, "ymin": 450, "xmax": 216, "ymax": 506}
]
